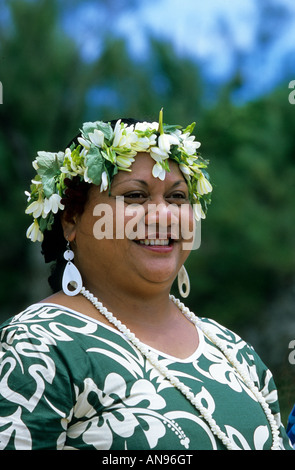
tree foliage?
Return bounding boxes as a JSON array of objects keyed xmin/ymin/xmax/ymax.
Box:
[{"xmin": 1, "ymin": 0, "xmax": 294, "ymax": 421}]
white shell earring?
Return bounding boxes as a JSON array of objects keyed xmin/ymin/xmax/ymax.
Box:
[
  {"xmin": 177, "ymin": 265, "xmax": 190, "ymax": 298},
  {"xmin": 62, "ymin": 242, "xmax": 83, "ymax": 296}
]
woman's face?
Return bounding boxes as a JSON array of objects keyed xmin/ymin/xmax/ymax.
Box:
[{"xmin": 68, "ymin": 153, "xmax": 194, "ymax": 297}]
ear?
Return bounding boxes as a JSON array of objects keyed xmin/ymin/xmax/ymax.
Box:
[{"xmin": 60, "ymin": 212, "xmax": 77, "ymax": 243}]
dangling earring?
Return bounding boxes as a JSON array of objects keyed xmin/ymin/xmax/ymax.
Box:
[
  {"xmin": 62, "ymin": 242, "xmax": 83, "ymax": 296},
  {"xmin": 178, "ymin": 265, "xmax": 190, "ymax": 298}
]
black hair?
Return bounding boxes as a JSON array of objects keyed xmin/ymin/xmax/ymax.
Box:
[{"xmin": 41, "ymin": 118, "xmax": 141, "ymax": 292}]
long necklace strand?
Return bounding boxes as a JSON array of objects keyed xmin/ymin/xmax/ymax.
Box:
[{"xmin": 80, "ymin": 287, "xmax": 281, "ymax": 450}]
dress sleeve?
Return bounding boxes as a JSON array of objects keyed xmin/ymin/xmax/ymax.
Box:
[
  {"xmin": 0, "ymin": 320, "xmax": 74, "ymax": 450},
  {"xmin": 248, "ymin": 345, "xmax": 293, "ymax": 450},
  {"xmin": 287, "ymin": 405, "xmax": 295, "ymax": 448}
]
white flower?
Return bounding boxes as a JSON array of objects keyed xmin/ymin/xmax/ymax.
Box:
[
  {"xmin": 186, "ymin": 157, "xmax": 199, "ymax": 166},
  {"xmin": 197, "ymin": 173, "xmax": 212, "ymax": 195},
  {"xmin": 25, "ymin": 193, "xmax": 45, "ymax": 218},
  {"xmin": 181, "ymin": 133, "xmax": 201, "ymax": 155},
  {"xmin": 60, "ymin": 148, "xmax": 76, "ymax": 175},
  {"xmin": 100, "ymin": 171, "xmax": 108, "ymax": 192},
  {"xmin": 26, "ymin": 219, "xmax": 44, "ymax": 242},
  {"xmin": 152, "ymin": 162, "xmax": 166, "ymax": 181},
  {"xmin": 135, "ymin": 121, "xmax": 158, "ymax": 132},
  {"xmin": 116, "ymin": 154, "xmax": 135, "ymax": 169},
  {"xmin": 112, "ymin": 120, "xmax": 126, "ymax": 148},
  {"xmin": 158, "ymin": 133, "xmax": 171, "ymax": 154},
  {"xmin": 171, "ymin": 128, "xmax": 182, "ymax": 138},
  {"xmin": 32, "ymin": 159, "xmax": 39, "ymax": 171},
  {"xmin": 112, "ymin": 122, "xmax": 143, "ymax": 157},
  {"xmin": 131, "ymin": 136, "xmax": 154, "ymax": 152},
  {"xmin": 26, "ymin": 193, "xmax": 64, "ymax": 219},
  {"xmin": 80, "ymin": 147, "xmax": 88, "ymax": 158},
  {"xmin": 64, "ymin": 147, "xmax": 72, "ymax": 159},
  {"xmin": 179, "ymin": 163, "xmax": 193, "ymax": 178},
  {"xmin": 150, "ymin": 132, "xmax": 179, "ymax": 161},
  {"xmin": 89, "ymin": 129, "xmax": 104, "ymax": 147},
  {"xmin": 31, "ymin": 178, "xmax": 42, "ymax": 185},
  {"xmin": 60, "ymin": 148, "xmax": 87, "ymax": 179},
  {"xmin": 83, "ymin": 167, "xmax": 93, "ymax": 184},
  {"xmin": 77, "ymin": 136, "xmax": 91, "ymax": 150},
  {"xmin": 150, "ymin": 146, "xmax": 170, "ymax": 161},
  {"xmin": 146, "ymin": 134, "xmax": 157, "ymax": 147},
  {"xmin": 193, "ymin": 202, "xmax": 206, "ymax": 221},
  {"xmin": 159, "ymin": 133, "xmax": 179, "ymax": 153},
  {"xmin": 42, "ymin": 194, "xmax": 64, "ymax": 217},
  {"xmin": 24, "ymin": 191, "xmax": 31, "ymax": 202}
]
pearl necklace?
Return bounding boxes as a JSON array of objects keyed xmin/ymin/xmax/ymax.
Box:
[{"xmin": 80, "ymin": 287, "xmax": 281, "ymax": 450}]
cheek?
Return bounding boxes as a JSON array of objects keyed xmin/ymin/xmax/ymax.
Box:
[
  {"xmin": 77, "ymin": 197, "xmax": 145, "ymax": 243},
  {"xmin": 123, "ymin": 204, "xmax": 146, "ymax": 240},
  {"xmin": 91, "ymin": 197, "xmax": 123, "ymax": 240},
  {"xmin": 178, "ymin": 205, "xmax": 196, "ymax": 251},
  {"xmin": 111, "ymin": 198, "xmax": 146, "ymax": 240},
  {"xmin": 170, "ymin": 204, "xmax": 194, "ymax": 238}
]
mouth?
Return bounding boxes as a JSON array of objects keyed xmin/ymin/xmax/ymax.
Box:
[
  {"xmin": 137, "ymin": 239, "xmax": 171, "ymax": 246},
  {"xmin": 133, "ymin": 237, "xmax": 175, "ymax": 251}
]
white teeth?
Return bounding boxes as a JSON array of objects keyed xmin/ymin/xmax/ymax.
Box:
[{"xmin": 138, "ymin": 239, "xmax": 170, "ymax": 246}]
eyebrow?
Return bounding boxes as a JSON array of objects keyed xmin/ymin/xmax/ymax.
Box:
[{"xmin": 112, "ymin": 179, "xmax": 186, "ymax": 189}]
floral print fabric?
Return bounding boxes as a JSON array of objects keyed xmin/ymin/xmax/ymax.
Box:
[
  {"xmin": 0, "ymin": 303, "xmax": 292, "ymax": 450},
  {"xmin": 287, "ymin": 405, "xmax": 295, "ymax": 448}
]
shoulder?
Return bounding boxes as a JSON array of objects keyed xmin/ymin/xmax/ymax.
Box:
[
  {"xmin": 197, "ymin": 316, "xmax": 249, "ymax": 348},
  {"xmin": 0, "ymin": 302, "xmax": 99, "ymax": 344},
  {"xmin": 197, "ymin": 316, "xmax": 268, "ymax": 377},
  {"xmin": 1, "ymin": 302, "xmax": 77, "ymax": 326}
]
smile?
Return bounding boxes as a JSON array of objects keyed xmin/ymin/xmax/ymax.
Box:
[{"xmin": 137, "ymin": 239, "xmax": 171, "ymax": 246}]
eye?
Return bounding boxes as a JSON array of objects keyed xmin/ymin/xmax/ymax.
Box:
[
  {"xmin": 123, "ymin": 191, "xmax": 147, "ymax": 202},
  {"xmin": 166, "ymin": 191, "xmax": 188, "ymax": 202}
]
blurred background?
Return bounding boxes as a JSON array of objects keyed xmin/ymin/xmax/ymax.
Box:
[{"xmin": 0, "ymin": 0, "xmax": 295, "ymax": 423}]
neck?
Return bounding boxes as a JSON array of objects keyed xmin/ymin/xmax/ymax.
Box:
[{"xmin": 82, "ymin": 278, "xmax": 176, "ymax": 327}]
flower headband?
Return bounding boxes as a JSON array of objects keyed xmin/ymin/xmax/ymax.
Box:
[{"xmin": 25, "ymin": 110, "xmax": 212, "ymax": 242}]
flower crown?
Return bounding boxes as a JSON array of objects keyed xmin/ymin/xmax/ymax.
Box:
[{"xmin": 25, "ymin": 110, "xmax": 212, "ymax": 242}]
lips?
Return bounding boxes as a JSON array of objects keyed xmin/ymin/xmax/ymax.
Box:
[
  {"xmin": 133, "ymin": 236, "xmax": 176, "ymax": 251},
  {"xmin": 137, "ymin": 239, "xmax": 170, "ymax": 246}
]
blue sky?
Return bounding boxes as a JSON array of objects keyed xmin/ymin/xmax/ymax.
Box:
[
  {"xmin": 64, "ymin": 0, "xmax": 295, "ymax": 101},
  {"xmin": 118, "ymin": 0, "xmax": 258, "ymax": 76}
]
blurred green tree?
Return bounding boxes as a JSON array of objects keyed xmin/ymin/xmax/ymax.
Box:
[
  {"xmin": 189, "ymin": 86, "xmax": 295, "ymax": 331},
  {"xmin": 1, "ymin": 0, "xmax": 295, "ymax": 331},
  {"xmin": 0, "ymin": 0, "xmax": 204, "ymax": 321},
  {"xmin": 0, "ymin": 0, "xmax": 93, "ymax": 317},
  {"xmin": 0, "ymin": 0, "xmax": 294, "ymax": 424}
]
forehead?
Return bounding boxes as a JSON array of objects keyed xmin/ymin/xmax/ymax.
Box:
[{"xmin": 112, "ymin": 152, "xmax": 185, "ymax": 187}]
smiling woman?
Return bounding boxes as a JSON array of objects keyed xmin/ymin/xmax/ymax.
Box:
[
  {"xmin": 0, "ymin": 111, "xmax": 292, "ymax": 450},
  {"xmin": 65, "ymin": 154, "xmax": 194, "ymax": 307}
]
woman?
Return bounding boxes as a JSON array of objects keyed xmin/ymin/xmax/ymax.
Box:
[
  {"xmin": 0, "ymin": 111, "xmax": 292, "ymax": 450},
  {"xmin": 287, "ymin": 406, "xmax": 295, "ymax": 448}
]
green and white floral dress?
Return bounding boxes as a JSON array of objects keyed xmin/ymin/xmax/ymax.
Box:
[{"xmin": 0, "ymin": 303, "xmax": 292, "ymax": 450}]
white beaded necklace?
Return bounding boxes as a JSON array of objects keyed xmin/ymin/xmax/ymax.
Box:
[{"xmin": 80, "ymin": 286, "xmax": 281, "ymax": 450}]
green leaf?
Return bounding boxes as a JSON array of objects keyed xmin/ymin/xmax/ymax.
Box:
[
  {"xmin": 85, "ymin": 145, "xmax": 104, "ymax": 185},
  {"xmin": 39, "ymin": 212, "xmax": 54, "ymax": 232},
  {"xmin": 182, "ymin": 122, "xmax": 196, "ymax": 134},
  {"xmin": 104, "ymin": 159, "xmax": 118, "ymax": 181},
  {"xmin": 82, "ymin": 121, "xmax": 113, "ymax": 141},
  {"xmin": 158, "ymin": 108, "xmax": 164, "ymax": 135},
  {"xmin": 36, "ymin": 152, "xmax": 64, "ymax": 198},
  {"xmin": 163, "ymin": 124, "xmax": 182, "ymax": 133}
]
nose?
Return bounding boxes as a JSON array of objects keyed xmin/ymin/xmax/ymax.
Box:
[{"xmin": 145, "ymin": 200, "xmax": 180, "ymax": 238}]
